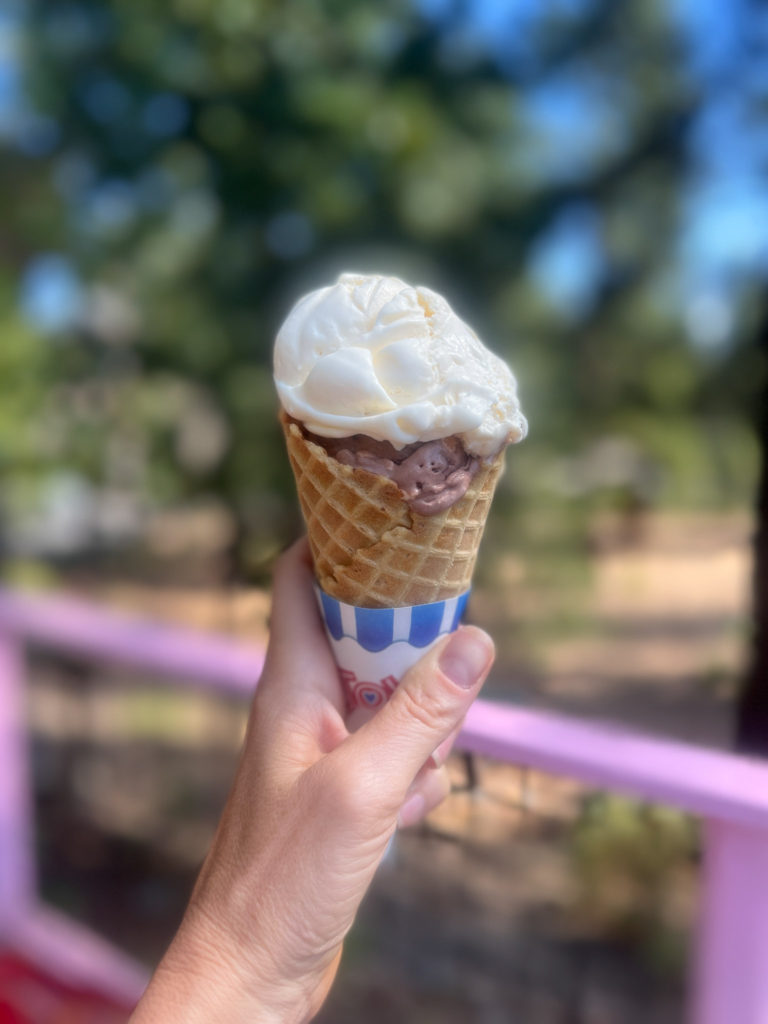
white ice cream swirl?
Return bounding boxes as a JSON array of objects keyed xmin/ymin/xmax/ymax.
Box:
[{"xmin": 273, "ymin": 272, "xmax": 527, "ymax": 459}]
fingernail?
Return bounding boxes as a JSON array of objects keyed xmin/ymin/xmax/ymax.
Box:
[
  {"xmin": 397, "ymin": 792, "xmax": 425, "ymax": 829},
  {"xmin": 428, "ymin": 734, "xmax": 454, "ymax": 769},
  {"xmin": 438, "ymin": 629, "xmax": 493, "ymax": 690}
]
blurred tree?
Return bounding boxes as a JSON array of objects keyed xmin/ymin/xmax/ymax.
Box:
[
  {"xmin": 0, "ymin": 0, "xmax": 761, "ymax": 582},
  {"xmin": 731, "ymin": 0, "xmax": 768, "ymax": 755},
  {"xmin": 736, "ymin": 291, "xmax": 768, "ymax": 754}
]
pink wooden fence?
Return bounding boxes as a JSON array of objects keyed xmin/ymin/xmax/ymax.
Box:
[{"xmin": 1, "ymin": 587, "xmax": 767, "ymax": 1023}]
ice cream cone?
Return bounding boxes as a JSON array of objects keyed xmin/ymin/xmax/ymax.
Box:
[
  {"xmin": 281, "ymin": 410, "xmax": 505, "ymax": 610},
  {"xmin": 275, "ymin": 272, "xmax": 525, "ymax": 715}
]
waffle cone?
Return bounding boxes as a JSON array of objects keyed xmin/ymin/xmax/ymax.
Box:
[{"xmin": 280, "ymin": 411, "xmax": 505, "ymax": 608}]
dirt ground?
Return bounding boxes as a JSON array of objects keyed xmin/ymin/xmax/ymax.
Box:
[
  {"xmin": 28, "ymin": 511, "xmax": 752, "ymax": 1022},
  {"xmin": 480, "ymin": 510, "xmax": 750, "ymax": 748}
]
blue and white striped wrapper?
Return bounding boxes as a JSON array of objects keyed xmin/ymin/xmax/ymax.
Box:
[{"xmin": 315, "ymin": 588, "xmax": 470, "ymax": 713}]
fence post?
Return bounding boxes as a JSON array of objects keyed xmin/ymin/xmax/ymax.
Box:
[
  {"xmin": 690, "ymin": 818, "xmax": 768, "ymax": 1024},
  {"xmin": 0, "ymin": 630, "xmax": 35, "ymax": 931}
]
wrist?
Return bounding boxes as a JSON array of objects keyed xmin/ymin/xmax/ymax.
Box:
[{"xmin": 130, "ymin": 915, "xmax": 314, "ymax": 1024}]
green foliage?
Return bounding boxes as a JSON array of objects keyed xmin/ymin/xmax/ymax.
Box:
[
  {"xmin": 0, "ymin": 292, "xmax": 53, "ymax": 471},
  {"xmin": 1, "ymin": 0, "xmax": 762, "ymax": 576},
  {"xmin": 568, "ymin": 793, "xmax": 699, "ymax": 975}
]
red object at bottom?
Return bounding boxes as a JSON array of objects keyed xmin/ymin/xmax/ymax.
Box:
[{"xmin": 0, "ymin": 953, "xmax": 132, "ymax": 1024}]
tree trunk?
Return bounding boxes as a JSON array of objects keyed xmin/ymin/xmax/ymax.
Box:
[{"xmin": 735, "ymin": 299, "xmax": 768, "ymax": 754}]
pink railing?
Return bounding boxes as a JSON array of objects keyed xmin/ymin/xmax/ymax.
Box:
[{"xmin": 1, "ymin": 587, "xmax": 767, "ymax": 1023}]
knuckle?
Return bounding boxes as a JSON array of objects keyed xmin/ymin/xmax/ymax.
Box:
[
  {"xmin": 419, "ymin": 766, "xmax": 452, "ymax": 814},
  {"xmin": 397, "ymin": 680, "xmax": 454, "ymax": 734}
]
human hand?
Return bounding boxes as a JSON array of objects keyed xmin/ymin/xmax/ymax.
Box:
[{"xmin": 130, "ymin": 538, "xmax": 494, "ymax": 1023}]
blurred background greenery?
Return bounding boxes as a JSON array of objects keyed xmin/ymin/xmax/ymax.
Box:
[
  {"xmin": 1, "ymin": 0, "xmax": 764, "ymax": 587},
  {"xmin": 1, "ymin": 1, "xmax": 767, "ymax": 1019}
]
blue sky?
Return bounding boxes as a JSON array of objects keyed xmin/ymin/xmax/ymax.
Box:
[{"xmin": 0, "ymin": 7, "xmax": 20, "ymax": 136}]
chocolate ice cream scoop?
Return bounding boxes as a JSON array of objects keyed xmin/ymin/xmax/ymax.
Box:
[{"xmin": 307, "ymin": 430, "xmax": 480, "ymax": 516}]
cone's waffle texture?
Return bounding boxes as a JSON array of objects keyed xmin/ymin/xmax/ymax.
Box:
[{"xmin": 281, "ymin": 411, "xmax": 505, "ymax": 608}]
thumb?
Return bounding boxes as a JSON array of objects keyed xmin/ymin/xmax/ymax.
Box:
[{"xmin": 341, "ymin": 626, "xmax": 494, "ymax": 804}]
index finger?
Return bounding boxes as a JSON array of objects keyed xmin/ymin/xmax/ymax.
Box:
[{"xmin": 262, "ymin": 537, "xmax": 343, "ymax": 708}]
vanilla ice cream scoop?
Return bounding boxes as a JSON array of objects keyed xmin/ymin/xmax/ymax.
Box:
[{"xmin": 274, "ymin": 272, "xmax": 527, "ymax": 459}]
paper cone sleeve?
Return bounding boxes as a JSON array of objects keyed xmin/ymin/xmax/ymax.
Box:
[{"xmin": 280, "ymin": 411, "xmax": 505, "ymax": 609}]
